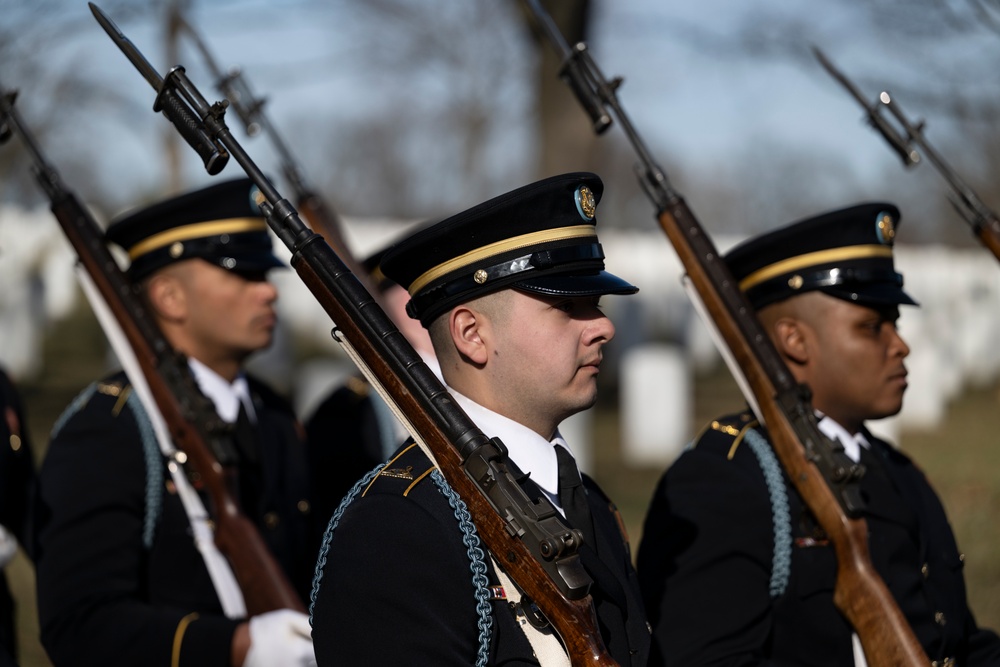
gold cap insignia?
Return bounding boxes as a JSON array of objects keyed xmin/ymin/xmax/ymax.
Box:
[
  {"xmin": 575, "ymin": 186, "xmax": 596, "ymax": 220},
  {"xmin": 474, "ymin": 269, "xmax": 489, "ymax": 284},
  {"xmin": 876, "ymin": 211, "xmax": 896, "ymax": 245}
]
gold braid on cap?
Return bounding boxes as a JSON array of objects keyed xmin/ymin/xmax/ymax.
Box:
[
  {"xmin": 739, "ymin": 245, "xmax": 893, "ymax": 292},
  {"xmin": 408, "ymin": 224, "xmax": 597, "ymax": 296},
  {"xmin": 127, "ymin": 218, "xmax": 267, "ymax": 260}
]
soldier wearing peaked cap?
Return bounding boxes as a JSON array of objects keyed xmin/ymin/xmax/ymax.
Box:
[
  {"xmin": 310, "ymin": 172, "xmax": 651, "ymax": 666},
  {"xmin": 32, "ymin": 178, "xmax": 322, "ymax": 667},
  {"xmin": 637, "ymin": 203, "xmax": 1000, "ymax": 667}
]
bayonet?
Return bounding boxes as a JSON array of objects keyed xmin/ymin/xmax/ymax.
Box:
[
  {"xmin": 90, "ymin": 1, "xmax": 229, "ymax": 175},
  {"xmin": 814, "ymin": 45, "xmax": 1000, "ymax": 262}
]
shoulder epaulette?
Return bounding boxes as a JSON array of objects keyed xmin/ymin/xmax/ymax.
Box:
[
  {"xmin": 96, "ymin": 379, "xmax": 127, "ymax": 396},
  {"xmin": 360, "ymin": 442, "xmax": 436, "ymax": 498},
  {"xmin": 96, "ymin": 380, "xmax": 133, "ymax": 417},
  {"xmin": 691, "ymin": 411, "xmax": 760, "ymax": 460}
]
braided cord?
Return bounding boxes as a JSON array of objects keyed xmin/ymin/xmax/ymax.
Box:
[
  {"xmin": 431, "ymin": 469, "xmax": 493, "ymax": 667},
  {"xmin": 307, "ymin": 465, "xmax": 494, "ymax": 665},
  {"xmin": 49, "ymin": 382, "xmax": 98, "ymax": 439},
  {"xmin": 308, "ymin": 463, "xmax": 385, "ymax": 624},
  {"xmin": 744, "ymin": 428, "xmax": 793, "ymax": 597},
  {"xmin": 123, "ymin": 391, "xmax": 165, "ymax": 549}
]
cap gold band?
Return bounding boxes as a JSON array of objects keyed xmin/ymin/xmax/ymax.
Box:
[
  {"xmin": 739, "ymin": 244, "xmax": 893, "ymax": 292},
  {"xmin": 408, "ymin": 224, "xmax": 597, "ymax": 295},
  {"xmin": 127, "ymin": 218, "xmax": 267, "ymax": 260}
]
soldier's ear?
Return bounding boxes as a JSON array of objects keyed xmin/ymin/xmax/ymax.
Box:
[
  {"xmin": 145, "ymin": 272, "xmax": 187, "ymax": 322},
  {"xmin": 772, "ymin": 316, "xmax": 810, "ymax": 366},
  {"xmin": 450, "ymin": 305, "xmax": 489, "ymax": 366}
]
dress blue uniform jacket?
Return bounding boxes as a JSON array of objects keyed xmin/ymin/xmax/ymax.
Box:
[
  {"xmin": 32, "ymin": 372, "xmax": 315, "ymax": 667},
  {"xmin": 311, "ymin": 442, "xmax": 651, "ymax": 666},
  {"xmin": 637, "ymin": 410, "xmax": 1000, "ymax": 667}
]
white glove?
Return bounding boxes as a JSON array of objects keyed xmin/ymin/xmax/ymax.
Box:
[
  {"xmin": 0, "ymin": 525, "xmax": 17, "ymax": 569},
  {"xmin": 243, "ymin": 609, "xmax": 316, "ymax": 667}
]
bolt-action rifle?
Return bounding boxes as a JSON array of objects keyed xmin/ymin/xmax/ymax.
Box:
[
  {"xmin": 173, "ymin": 12, "xmax": 374, "ymax": 289},
  {"xmin": 0, "ymin": 84, "xmax": 304, "ymax": 615},
  {"xmin": 814, "ymin": 46, "xmax": 1000, "ymax": 263},
  {"xmin": 88, "ymin": 4, "xmax": 618, "ymax": 664},
  {"xmin": 519, "ymin": 1, "xmax": 930, "ymax": 665}
]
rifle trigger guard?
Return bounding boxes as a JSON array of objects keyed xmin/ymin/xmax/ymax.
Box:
[{"xmin": 514, "ymin": 595, "xmax": 550, "ymax": 630}]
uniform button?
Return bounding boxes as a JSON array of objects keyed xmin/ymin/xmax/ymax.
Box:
[
  {"xmin": 934, "ymin": 611, "xmax": 946, "ymax": 625},
  {"xmin": 297, "ymin": 500, "xmax": 310, "ymax": 514},
  {"xmin": 921, "ymin": 563, "xmax": 930, "ymax": 578},
  {"xmin": 264, "ymin": 512, "xmax": 280, "ymax": 529}
]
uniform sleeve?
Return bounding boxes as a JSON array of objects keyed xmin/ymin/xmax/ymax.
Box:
[
  {"xmin": 33, "ymin": 393, "xmax": 237, "ymax": 667},
  {"xmin": 311, "ymin": 491, "xmax": 482, "ymax": 666},
  {"xmin": 636, "ymin": 446, "xmax": 781, "ymax": 667}
]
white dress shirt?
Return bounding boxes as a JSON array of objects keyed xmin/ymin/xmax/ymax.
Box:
[
  {"xmin": 448, "ymin": 387, "xmax": 578, "ymax": 516},
  {"xmin": 187, "ymin": 357, "xmax": 255, "ymax": 424}
]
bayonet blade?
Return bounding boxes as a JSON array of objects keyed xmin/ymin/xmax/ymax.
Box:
[
  {"xmin": 89, "ymin": 2, "xmax": 164, "ymax": 92},
  {"xmin": 812, "ymin": 46, "xmax": 870, "ymax": 109}
]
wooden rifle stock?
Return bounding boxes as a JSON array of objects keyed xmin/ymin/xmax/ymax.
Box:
[
  {"xmin": 90, "ymin": 5, "xmax": 618, "ymax": 662},
  {"xmin": 0, "ymin": 87, "xmax": 304, "ymax": 615},
  {"xmin": 973, "ymin": 216, "xmax": 1000, "ymax": 262},
  {"xmin": 517, "ymin": 1, "xmax": 931, "ymax": 662}
]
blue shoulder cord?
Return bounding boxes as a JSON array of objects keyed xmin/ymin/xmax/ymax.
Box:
[
  {"xmin": 743, "ymin": 428, "xmax": 793, "ymax": 598},
  {"xmin": 309, "ymin": 465, "xmax": 494, "ymax": 667},
  {"xmin": 50, "ymin": 383, "xmax": 163, "ymax": 549}
]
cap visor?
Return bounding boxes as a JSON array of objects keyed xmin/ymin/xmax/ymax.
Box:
[
  {"xmin": 513, "ymin": 270, "xmax": 638, "ymax": 298},
  {"xmin": 824, "ymin": 284, "xmax": 918, "ymax": 307}
]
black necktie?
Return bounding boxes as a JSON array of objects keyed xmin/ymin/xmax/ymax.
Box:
[
  {"xmin": 554, "ymin": 444, "xmax": 596, "ymax": 549},
  {"xmin": 234, "ymin": 401, "xmax": 263, "ymax": 516}
]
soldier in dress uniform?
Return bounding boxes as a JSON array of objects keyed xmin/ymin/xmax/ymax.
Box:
[
  {"xmin": 310, "ymin": 172, "xmax": 651, "ymax": 666},
  {"xmin": 32, "ymin": 178, "xmax": 319, "ymax": 667},
  {"xmin": 637, "ymin": 203, "xmax": 1000, "ymax": 667}
]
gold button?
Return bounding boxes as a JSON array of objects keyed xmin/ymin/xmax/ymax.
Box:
[
  {"xmin": 921, "ymin": 563, "xmax": 929, "ymax": 578},
  {"xmin": 297, "ymin": 500, "xmax": 310, "ymax": 514},
  {"xmin": 264, "ymin": 512, "xmax": 280, "ymax": 529},
  {"xmin": 9, "ymin": 435, "xmax": 20, "ymax": 452},
  {"xmin": 934, "ymin": 611, "xmax": 946, "ymax": 625}
]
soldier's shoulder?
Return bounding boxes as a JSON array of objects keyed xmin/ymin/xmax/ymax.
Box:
[
  {"xmin": 48, "ymin": 371, "xmax": 140, "ymax": 445},
  {"xmin": 687, "ymin": 409, "xmax": 763, "ymax": 460},
  {"xmin": 71, "ymin": 371, "xmax": 135, "ymax": 418},
  {"xmin": 356, "ymin": 442, "xmax": 441, "ymax": 502}
]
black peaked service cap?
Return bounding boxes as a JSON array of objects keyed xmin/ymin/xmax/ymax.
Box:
[
  {"xmin": 379, "ymin": 172, "xmax": 639, "ymax": 327},
  {"xmin": 724, "ymin": 202, "xmax": 918, "ymax": 310},
  {"xmin": 105, "ymin": 177, "xmax": 284, "ymax": 281}
]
